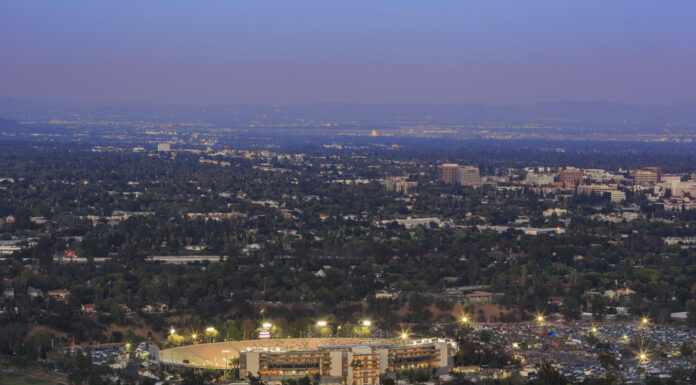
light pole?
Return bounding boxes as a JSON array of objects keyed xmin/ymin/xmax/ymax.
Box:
[{"xmin": 222, "ymin": 349, "xmax": 231, "ymax": 377}]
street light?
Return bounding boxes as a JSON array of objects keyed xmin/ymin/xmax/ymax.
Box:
[
  {"xmin": 362, "ymin": 320, "xmax": 371, "ymax": 327},
  {"xmin": 401, "ymin": 332, "xmax": 409, "ymax": 340},
  {"xmin": 461, "ymin": 316, "xmax": 469, "ymax": 324},
  {"xmin": 591, "ymin": 327, "xmax": 598, "ymax": 334},
  {"xmin": 206, "ymin": 327, "xmax": 216, "ymax": 333},
  {"xmin": 170, "ymin": 328, "xmax": 176, "ymax": 335},
  {"xmin": 263, "ymin": 322, "xmax": 272, "ymax": 329},
  {"xmin": 222, "ymin": 349, "xmax": 231, "ymax": 375},
  {"xmin": 512, "ymin": 342, "xmax": 519, "ymax": 349},
  {"xmin": 317, "ymin": 321, "xmax": 327, "ymax": 327},
  {"xmin": 536, "ymin": 314, "xmax": 545, "ymax": 326},
  {"xmin": 641, "ymin": 317, "xmax": 649, "ymax": 326}
]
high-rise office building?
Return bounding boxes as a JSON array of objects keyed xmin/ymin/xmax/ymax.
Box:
[
  {"xmin": 642, "ymin": 167, "xmax": 661, "ymax": 182},
  {"xmin": 634, "ymin": 170, "xmax": 658, "ymax": 185},
  {"xmin": 438, "ymin": 164, "xmax": 461, "ymax": 184},
  {"xmin": 457, "ymin": 166, "xmax": 481, "ymax": 186}
]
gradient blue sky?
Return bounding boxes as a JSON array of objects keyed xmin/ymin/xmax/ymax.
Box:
[{"xmin": 1, "ymin": 0, "xmax": 695, "ymax": 105}]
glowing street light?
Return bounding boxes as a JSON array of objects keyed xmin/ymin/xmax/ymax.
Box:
[
  {"xmin": 192, "ymin": 333, "xmax": 197, "ymax": 341},
  {"xmin": 591, "ymin": 327, "xmax": 598, "ymax": 334},
  {"xmin": 512, "ymin": 342, "xmax": 519, "ymax": 349},
  {"xmin": 401, "ymin": 332, "xmax": 409, "ymax": 340},
  {"xmin": 170, "ymin": 328, "xmax": 176, "ymax": 335},
  {"xmin": 362, "ymin": 320, "xmax": 371, "ymax": 327},
  {"xmin": 317, "ymin": 321, "xmax": 327, "ymax": 327},
  {"xmin": 206, "ymin": 327, "xmax": 216, "ymax": 333},
  {"xmin": 641, "ymin": 317, "xmax": 649, "ymax": 326},
  {"xmin": 622, "ymin": 334, "xmax": 630, "ymax": 342},
  {"xmin": 461, "ymin": 316, "xmax": 469, "ymax": 324},
  {"xmin": 263, "ymin": 322, "xmax": 272, "ymax": 329},
  {"xmin": 536, "ymin": 314, "xmax": 545, "ymax": 326}
]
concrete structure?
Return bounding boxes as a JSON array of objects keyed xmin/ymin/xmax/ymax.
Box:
[
  {"xmin": 157, "ymin": 143, "xmax": 171, "ymax": 152},
  {"xmin": 381, "ymin": 217, "xmax": 443, "ymax": 229},
  {"xmin": 525, "ymin": 174, "xmax": 555, "ymax": 185},
  {"xmin": 558, "ymin": 168, "xmax": 583, "ymax": 185},
  {"xmin": 464, "ymin": 290, "xmax": 504, "ymax": 305},
  {"xmin": 457, "ymin": 166, "xmax": 481, "ymax": 186},
  {"xmin": 577, "ymin": 184, "xmax": 616, "ymax": 195},
  {"xmin": 634, "ymin": 170, "xmax": 658, "ymax": 185},
  {"xmin": 642, "ymin": 167, "xmax": 662, "ymax": 182},
  {"xmin": 610, "ymin": 190, "xmax": 626, "ymax": 203},
  {"xmin": 239, "ymin": 340, "xmax": 451, "ymax": 385},
  {"xmin": 438, "ymin": 164, "xmax": 460, "ymax": 184},
  {"xmin": 379, "ymin": 177, "xmax": 418, "ymax": 194}
]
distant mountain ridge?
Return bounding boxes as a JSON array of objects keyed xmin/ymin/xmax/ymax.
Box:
[{"xmin": 0, "ymin": 98, "xmax": 695, "ymax": 130}]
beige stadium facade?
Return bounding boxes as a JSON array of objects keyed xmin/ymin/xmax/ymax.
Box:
[{"xmin": 158, "ymin": 337, "xmax": 453, "ymax": 385}]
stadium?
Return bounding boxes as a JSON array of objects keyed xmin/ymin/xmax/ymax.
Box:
[
  {"xmin": 158, "ymin": 337, "xmax": 453, "ymax": 385},
  {"xmin": 158, "ymin": 338, "xmax": 388, "ymax": 369}
]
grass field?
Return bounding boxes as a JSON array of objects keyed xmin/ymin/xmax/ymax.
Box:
[{"xmin": 0, "ymin": 371, "xmax": 66, "ymax": 385}]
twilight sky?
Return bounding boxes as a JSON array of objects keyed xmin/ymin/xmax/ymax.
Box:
[{"xmin": 1, "ymin": 0, "xmax": 695, "ymax": 105}]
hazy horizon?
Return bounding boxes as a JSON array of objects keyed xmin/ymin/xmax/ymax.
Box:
[{"xmin": 2, "ymin": 1, "xmax": 695, "ymax": 106}]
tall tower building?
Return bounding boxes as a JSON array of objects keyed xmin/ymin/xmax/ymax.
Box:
[
  {"xmin": 457, "ymin": 166, "xmax": 481, "ymax": 186},
  {"xmin": 439, "ymin": 164, "xmax": 460, "ymax": 184}
]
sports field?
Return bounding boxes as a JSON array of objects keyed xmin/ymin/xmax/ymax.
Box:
[
  {"xmin": 159, "ymin": 337, "xmax": 392, "ymax": 369},
  {"xmin": 0, "ymin": 371, "xmax": 67, "ymax": 385}
]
